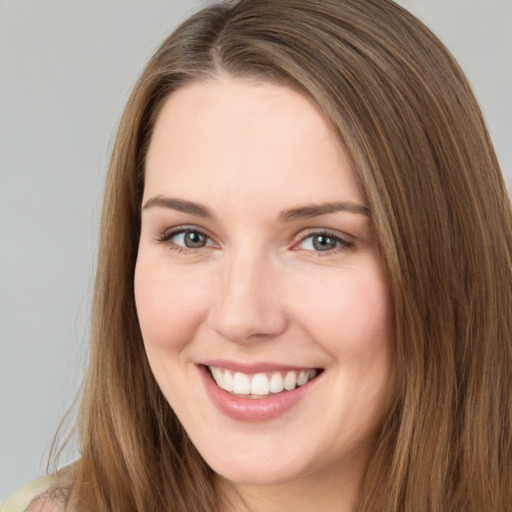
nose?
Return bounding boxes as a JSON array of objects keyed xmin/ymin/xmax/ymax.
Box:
[{"xmin": 207, "ymin": 249, "xmax": 288, "ymax": 343}]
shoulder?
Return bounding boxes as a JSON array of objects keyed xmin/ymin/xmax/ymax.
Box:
[
  {"xmin": 25, "ymin": 489, "xmax": 69, "ymax": 512},
  {"xmin": 1, "ymin": 475, "xmax": 54, "ymax": 512},
  {"xmin": 2, "ymin": 466, "xmax": 75, "ymax": 512}
]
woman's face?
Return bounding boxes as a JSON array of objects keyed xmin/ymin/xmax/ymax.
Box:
[{"xmin": 135, "ymin": 78, "xmax": 394, "ymax": 492}]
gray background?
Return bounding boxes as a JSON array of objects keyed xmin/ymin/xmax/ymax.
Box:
[{"xmin": 1, "ymin": 0, "xmax": 511, "ymax": 501}]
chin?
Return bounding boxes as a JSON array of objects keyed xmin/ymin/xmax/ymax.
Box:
[
  {"xmin": 212, "ymin": 461, "xmax": 306, "ymax": 487},
  {"xmin": 195, "ymin": 436, "xmax": 323, "ymax": 487}
]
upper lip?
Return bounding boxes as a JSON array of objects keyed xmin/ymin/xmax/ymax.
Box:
[{"xmin": 200, "ymin": 359, "xmax": 320, "ymax": 373}]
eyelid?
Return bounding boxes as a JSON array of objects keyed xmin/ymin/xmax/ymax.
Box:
[
  {"xmin": 155, "ymin": 225, "xmax": 217, "ymax": 249},
  {"xmin": 154, "ymin": 225, "xmax": 354, "ymax": 255},
  {"xmin": 293, "ymin": 228, "xmax": 355, "ymax": 253}
]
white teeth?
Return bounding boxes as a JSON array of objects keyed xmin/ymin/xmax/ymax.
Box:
[
  {"xmin": 232, "ymin": 372, "xmax": 251, "ymax": 394},
  {"xmin": 269, "ymin": 372, "xmax": 284, "ymax": 393},
  {"xmin": 216, "ymin": 369, "xmax": 233, "ymax": 392},
  {"xmin": 283, "ymin": 371, "xmax": 297, "ymax": 391},
  {"xmin": 297, "ymin": 370, "xmax": 309, "ymax": 386},
  {"xmin": 208, "ymin": 366, "xmax": 318, "ymax": 397},
  {"xmin": 211, "ymin": 366, "xmax": 222, "ymax": 383},
  {"xmin": 251, "ymin": 373, "xmax": 270, "ymax": 395}
]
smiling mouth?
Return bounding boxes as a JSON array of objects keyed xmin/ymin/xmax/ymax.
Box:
[{"xmin": 205, "ymin": 365, "xmax": 321, "ymax": 399}]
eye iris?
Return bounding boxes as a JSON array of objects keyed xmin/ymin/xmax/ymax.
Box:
[
  {"xmin": 312, "ymin": 234, "xmax": 337, "ymax": 251},
  {"xmin": 184, "ymin": 231, "xmax": 207, "ymax": 248}
]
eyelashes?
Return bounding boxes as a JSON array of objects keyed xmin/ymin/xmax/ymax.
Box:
[
  {"xmin": 296, "ymin": 230, "xmax": 354, "ymax": 253},
  {"xmin": 155, "ymin": 227, "xmax": 216, "ymax": 253},
  {"xmin": 156, "ymin": 228, "xmax": 214, "ymax": 249},
  {"xmin": 156, "ymin": 226, "xmax": 354, "ymax": 256}
]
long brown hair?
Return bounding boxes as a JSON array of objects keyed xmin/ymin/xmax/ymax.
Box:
[{"xmin": 57, "ymin": 1, "xmax": 512, "ymax": 510}]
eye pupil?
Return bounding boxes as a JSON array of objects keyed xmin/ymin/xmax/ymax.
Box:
[
  {"xmin": 185, "ymin": 231, "xmax": 207, "ymax": 248},
  {"xmin": 312, "ymin": 234, "xmax": 337, "ymax": 251}
]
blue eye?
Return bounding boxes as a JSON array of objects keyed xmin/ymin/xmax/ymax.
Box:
[{"xmin": 298, "ymin": 232, "xmax": 352, "ymax": 252}]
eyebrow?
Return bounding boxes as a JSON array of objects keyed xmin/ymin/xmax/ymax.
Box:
[
  {"xmin": 142, "ymin": 196, "xmax": 213, "ymax": 217},
  {"xmin": 142, "ymin": 196, "xmax": 370, "ymax": 221},
  {"xmin": 278, "ymin": 201, "xmax": 370, "ymax": 222}
]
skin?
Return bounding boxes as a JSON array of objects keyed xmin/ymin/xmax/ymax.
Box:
[{"xmin": 134, "ymin": 77, "xmax": 394, "ymax": 512}]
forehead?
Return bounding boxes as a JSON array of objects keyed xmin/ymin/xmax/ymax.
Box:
[{"xmin": 144, "ymin": 77, "xmax": 362, "ymax": 209}]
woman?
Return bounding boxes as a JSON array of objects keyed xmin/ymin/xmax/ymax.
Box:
[{"xmin": 4, "ymin": 0, "xmax": 511, "ymax": 511}]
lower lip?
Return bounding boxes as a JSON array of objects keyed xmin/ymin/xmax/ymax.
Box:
[{"xmin": 198, "ymin": 365, "xmax": 319, "ymax": 422}]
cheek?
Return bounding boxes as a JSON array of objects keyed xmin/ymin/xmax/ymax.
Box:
[
  {"xmin": 134, "ymin": 258, "xmax": 210, "ymax": 352},
  {"xmin": 291, "ymin": 265, "xmax": 392, "ymax": 358}
]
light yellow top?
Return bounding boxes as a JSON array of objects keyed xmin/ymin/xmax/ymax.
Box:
[
  {"xmin": 1, "ymin": 475, "xmax": 56, "ymax": 512},
  {"xmin": 1, "ymin": 465, "xmax": 75, "ymax": 512}
]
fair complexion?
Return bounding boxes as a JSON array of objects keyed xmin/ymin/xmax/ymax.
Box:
[{"xmin": 135, "ymin": 77, "xmax": 394, "ymax": 512}]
